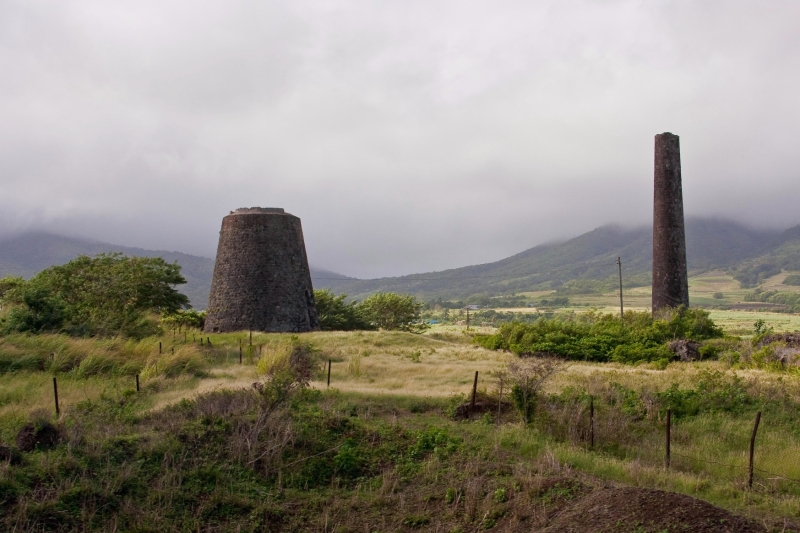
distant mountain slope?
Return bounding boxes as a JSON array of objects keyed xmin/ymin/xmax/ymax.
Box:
[
  {"xmin": 728, "ymin": 225, "xmax": 800, "ymax": 287},
  {"xmin": 0, "ymin": 232, "xmax": 346, "ymax": 309},
  {"xmin": 1, "ymin": 218, "xmax": 795, "ymax": 306},
  {"xmin": 314, "ymin": 219, "xmax": 785, "ymax": 300},
  {"xmin": 0, "ymin": 233, "xmax": 216, "ymax": 308}
]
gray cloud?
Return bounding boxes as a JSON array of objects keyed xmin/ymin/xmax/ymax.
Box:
[{"xmin": 1, "ymin": 0, "xmax": 799, "ymax": 278}]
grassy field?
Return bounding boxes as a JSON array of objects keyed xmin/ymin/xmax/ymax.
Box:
[
  {"xmin": 500, "ymin": 271, "xmax": 800, "ymax": 336},
  {"xmin": 1, "ymin": 327, "xmax": 800, "ymax": 530}
]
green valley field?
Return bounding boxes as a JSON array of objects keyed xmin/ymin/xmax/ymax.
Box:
[{"xmin": 1, "ymin": 323, "xmax": 799, "ymax": 532}]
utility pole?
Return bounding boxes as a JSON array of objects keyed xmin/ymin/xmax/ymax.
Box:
[
  {"xmin": 617, "ymin": 257, "xmax": 624, "ymax": 322},
  {"xmin": 466, "ymin": 308, "xmax": 470, "ymax": 330}
]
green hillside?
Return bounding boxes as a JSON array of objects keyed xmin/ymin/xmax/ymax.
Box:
[
  {"xmin": 729, "ymin": 228, "xmax": 800, "ymax": 287},
  {"xmin": 316, "ymin": 219, "xmax": 785, "ymax": 300},
  {"xmin": 2, "ymin": 219, "xmax": 798, "ymax": 305}
]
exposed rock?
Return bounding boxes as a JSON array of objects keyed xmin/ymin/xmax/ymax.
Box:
[
  {"xmin": 204, "ymin": 208, "xmax": 319, "ymax": 333},
  {"xmin": 15, "ymin": 422, "xmax": 59, "ymax": 452},
  {"xmin": 756, "ymin": 333, "xmax": 800, "ymax": 348},
  {"xmin": 668, "ymin": 339, "xmax": 700, "ymax": 361},
  {"xmin": 755, "ymin": 334, "xmax": 800, "ymax": 366}
]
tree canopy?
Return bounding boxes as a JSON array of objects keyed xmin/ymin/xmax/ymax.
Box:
[
  {"xmin": 313, "ymin": 289, "xmax": 427, "ymax": 332},
  {"xmin": 313, "ymin": 289, "xmax": 372, "ymax": 331},
  {"xmin": 1, "ymin": 253, "xmax": 189, "ymax": 337}
]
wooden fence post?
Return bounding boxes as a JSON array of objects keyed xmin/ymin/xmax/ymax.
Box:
[
  {"xmin": 239, "ymin": 343, "xmax": 243, "ymax": 364},
  {"xmin": 159, "ymin": 341, "xmax": 162, "ymax": 354},
  {"xmin": 327, "ymin": 359, "xmax": 332, "ymax": 387},
  {"xmin": 749, "ymin": 411, "xmax": 762, "ymax": 488},
  {"xmin": 497, "ymin": 378, "xmax": 503, "ymax": 423},
  {"xmin": 53, "ymin": 377, "xmax": 60, "ymax": 416},
  {"xmin": 135, "ymin": 374, "xmax": 140, "ymax": 392},
  {"xmin": 589, "ymin": 396, "xmax": 595, "ymax": 450},
  {"xmin": 470, "ymin": 371, "xmax": 479, "ymax": 415},
  {"xmin": 207, "ymin": 337, "xmax": 211, "ymax": 347},
  {"xmin": 665, "ymin": 409, "xmax": 671, "ymax": 469}
]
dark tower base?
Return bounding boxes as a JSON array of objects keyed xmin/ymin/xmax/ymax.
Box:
[
  {"xmin": 652, "ymin": 133, "xmax": 689, "ymax": 313},
  {"xmin": 204, "ymin": 208, "xmax": 319, "ymax": 333}
]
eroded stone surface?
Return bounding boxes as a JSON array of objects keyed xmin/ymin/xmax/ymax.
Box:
[
  {"xmin": 668, "ymin": 339, "xmax": 700, "ymax": 361},
  {"xmin": 652, "ymin": 133, "xmax": 689, "ymax": 313},
  {"xmin": 204, "ymin": 208, "xmax": 319, "ymax": 333}
]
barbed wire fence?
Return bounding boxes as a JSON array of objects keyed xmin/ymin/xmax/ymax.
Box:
[{"xmin": 534, "ymin": 393, "xmax": 800, "ymax": 494}]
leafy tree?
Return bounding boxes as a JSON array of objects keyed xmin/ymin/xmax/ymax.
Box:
[
  {"xmin": 3, "ymin": 285, "xmax": 66, "ymax": 333},
  {"xmin": 0, "ymin": 276, "xmax": 24, "ymax": 302},
  {"xmin": 313, "ymin": 289, "xmax": 372, "ymax": 331},
  {"xmin": 358, "ymin": 292, "xmax": 427, "ymax": 332},
  {"xmin": 1, "ymin": 253, "xmax": 189, "ymax": 337}
]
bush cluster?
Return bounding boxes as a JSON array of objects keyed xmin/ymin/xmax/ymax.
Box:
[
  {"xmin": 314, "ymin": 289, "xmax": 427, "ymax": 332},
  {"xmin": 475, "ymin": 308, "xmax": 723, "ymax": 363},
  {"xmin": 745, "ymin": 288, "xmax": 800, "ymax": 312},
  {"xmin": 783, "ymin": 274, "xmax": 800, "ymax": 286}
]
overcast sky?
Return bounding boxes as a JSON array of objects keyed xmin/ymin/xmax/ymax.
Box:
[{"xmin": 2, "ymin": 1, "xmax": 800, "ymax": 278}]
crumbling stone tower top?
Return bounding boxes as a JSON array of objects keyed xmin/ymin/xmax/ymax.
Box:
[
  {"xmin": 204, "ymin": 207, "xmax": 319, "ymax": 333},
  {"xmin": 652, "ymin": 133, "xmax": 689, "ymax": 313}
]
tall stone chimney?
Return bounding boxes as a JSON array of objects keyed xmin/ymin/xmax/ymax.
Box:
[
  {"xmin": 652, "ymin": 133, "xmax": 689, "ymax": 313},
  {"xmin": 204, "ymin": 207, "xmax": 319, "ymax": 333}
]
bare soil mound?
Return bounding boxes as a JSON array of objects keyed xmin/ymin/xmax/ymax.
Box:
[
  {"xmin": 540, "ymin": 487, "xmax": 765, "ymax": 533},
  {"xmin": 15, "ymin": 422, "xmax": 59, "ymax": 452}
]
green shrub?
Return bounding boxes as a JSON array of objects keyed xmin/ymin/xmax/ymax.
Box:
[
  {"xmin": 610, "ymin": 343, "xmax": 671, "ymax": 364},
  {"xmin": 474, "ymin": 333, "xmax": 505, "ymax": 350},
  {"xmin": 2, "ymin": 286, "xmax": 66, "ymax": 334},
  {"xmin": 313, "ymin": 289, "xmax": 372, "ymax": 331},
  {"xmin": 160, "ymin": 309, "xmax": 206, "ymax": 333},
  {"xmin": 695, "ymin": 370, "xmax": 753, "ymax": 413},
  {"xmin": 783, "ymin": 274, "xmax": 800, "ymax": 286},
  {"xmin": 655, "ymin": 383, "xmax": 700, "ymax": 417},
  {"xmin": 609, "ymin": 382, "xmax": 647, "ymax": 419},
  {"xmin": 332, "ymin": 441, "xmax": 365, "ymax": 478},
  {"xmin": 479, "ymin": 308, "xmax": 722, "ymax": 363}
]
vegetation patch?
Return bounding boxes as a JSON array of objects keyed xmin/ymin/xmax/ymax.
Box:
[{"xmin": 474, "ymin": 308, "xmax": 722, "ymax": 363}]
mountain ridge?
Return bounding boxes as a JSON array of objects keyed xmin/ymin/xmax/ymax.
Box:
[
  {"xmin": 0, "ymin": 232, "xmax": 351, "ymax": 309},
  {"xmin": 2, "ymin": 218, "xmax": 798, "ymax": 305}
]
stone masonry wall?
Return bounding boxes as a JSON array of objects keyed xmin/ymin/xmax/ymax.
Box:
[
  {"xmin": 652, "ymin": 132, "xmax": 689, "ymax": 313},
  {"xmin": 204, "ymin": 208, "xmax": 319, "ymax": 333}
]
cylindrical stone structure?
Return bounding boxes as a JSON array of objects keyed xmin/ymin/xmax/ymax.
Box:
[
  {"xmin": 204, "ymin": 207, "xmax": 319, "ymax": 333},
  {"xmin": 652, "ymin": 133, "xmax": 689, "ymax": 313}
]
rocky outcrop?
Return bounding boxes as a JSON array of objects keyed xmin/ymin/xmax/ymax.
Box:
[{"xmin": 668, "ymin": 339, "xmax": 700, "ymax": 361}]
